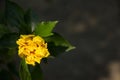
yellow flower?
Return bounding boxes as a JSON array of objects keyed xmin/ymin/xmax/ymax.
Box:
[{"xmin": 16, "ymin": 35, "xmax": 50, "ymax": 66}]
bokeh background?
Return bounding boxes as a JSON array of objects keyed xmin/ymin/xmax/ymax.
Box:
[{"xmin": 1, "ymin": 0, "xmax": 120, "ymax": 80}]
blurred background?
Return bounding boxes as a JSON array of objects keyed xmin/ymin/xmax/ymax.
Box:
[{"xmin": 1, "ymin": 0, "xmax": 120, "ymax": 80}]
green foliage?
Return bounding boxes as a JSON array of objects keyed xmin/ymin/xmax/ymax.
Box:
[
  {"xmin": 0, "ymin": 33, "xmax": 19, "ymax": 48},
  {"xmin": 24, "ymin": 9, "xmax": 32, "ymax": 30},
  {"xmin": 34, "ymin": 21, "xmax": 58, "ymax": 37},
  {"xmin": 5, "ymin": 0, "xmax": 24, "ymax": 27},
  {"xmin": 30, "ymin": 64, "xmax": 43, "ymax": 80},
  {"xmin": 45, "ymin": 33, "xmax": 75, "ymax": 56},
  {"xmin": 46, "ymin": 33, "xmax": 75, "ymax": 51},
  {"xmin": 5, "ymin": 0, "xmax": 32, "ymax": 34},
  {"xmin": 0, "ymin": 0, "xmax": 75, "ymax": 80},
  {"xmin": 19, "ymin": 59, "xmax": 31, "ymax": 80},
  {"xmin": 0, "ymin": 24, "xmax": 10, "ymax": 38}
]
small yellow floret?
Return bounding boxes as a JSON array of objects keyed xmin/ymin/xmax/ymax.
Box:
[{"xmin": 16, "ymin": 35, "xmax": 50, "ymax": 66}]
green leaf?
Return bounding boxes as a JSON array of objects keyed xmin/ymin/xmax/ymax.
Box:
[
  {"xmin": 30, "ymin": 64, "xmax": 43, "ymax": 80},
  {"xmin": 5, "ymin": 0, "xmax": 34, "ymax": 34},
  {"xmin": 0, "ymin": 48, "xmax": 17, "ymax": 64},
  {"xmin": 34, "ymin": 21, "xmax": 58, "ymax": 37},
  {"xmin": 46, "ymin": 33, "xmax": 75, "ymax": 51},
  {"xmin": 0, "ymin": 24, "xmax": 10, "ymax": 38},
  {"xmin": 0, "ymin": 33, "xmax": 19, "ymax": 48},
  {"xmin": 19, "ymin": 59, "xmax": 31, "ymax": 80},
  {"xmin": 47, "ymin": 43, "xmax": 68, "ymax": 57},
  {"xmin": 45, "ymin": 33, "xmax": 75, "ymax": 56},
  {"xmin": 23, "ymin": 9, "xmax": 32, "ymax": 33},
  {"xmin": 0, "ymin": 48, "xmax": 10, "ymax": 63},
  {"xmin": 5, "ymin": 0, "xmax": 24, "ymax": 27},
  {"xmin": 24, "ymin": 9, "xmax": 31, "ymax": 25}
]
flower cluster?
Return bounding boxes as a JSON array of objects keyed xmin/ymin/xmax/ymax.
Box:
[{"xmin": 16, "ymin": 35, "xmax": 50, "ymax": 66}]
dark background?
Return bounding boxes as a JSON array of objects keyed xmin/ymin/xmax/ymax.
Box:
[{"xmin": 2, "ymin": 0, "xmax": 120, "ymax": 80}]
